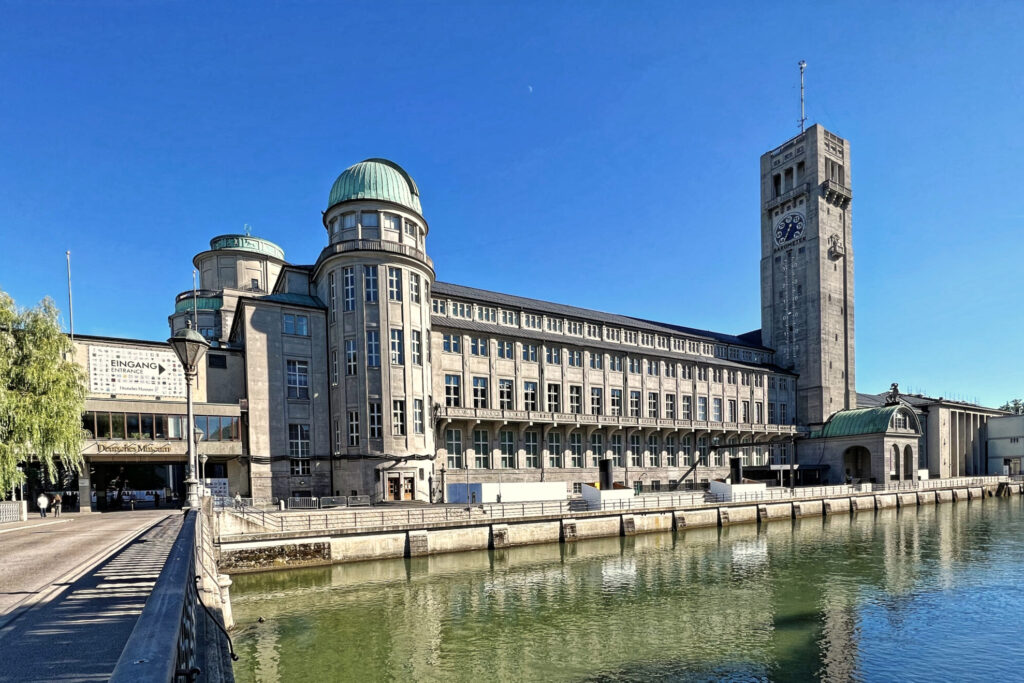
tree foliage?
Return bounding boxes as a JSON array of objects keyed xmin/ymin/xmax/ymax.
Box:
[
  {"xmin": 0, "ymin": 291, "xmax": 87, "ymax": 492},
  {"xmin": 1000, "ymin": 399, "xmax": 1024, "ymax": 415}
]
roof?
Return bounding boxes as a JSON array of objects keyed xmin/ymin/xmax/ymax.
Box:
[
  {"xmin": 256, "ymin": 292, "xmax": 325, "ymax": 308},
  {"xmin": 857, "ymin": 391, "xmax": 1005, "ymax": 413},
  {"xmin": 208, "ymin": 234, "xmax": 285, "ymax": 261},
  {"xmin": 327, "ymin": 159, "xmax": 422, "ymax": 214},
  {"xmin": 432, "ymin": 281, "xmax": 770, "ymax": 351},
  {"xmin": 813, "ymin": 406, "xmax": 902, "ymax": 439}
]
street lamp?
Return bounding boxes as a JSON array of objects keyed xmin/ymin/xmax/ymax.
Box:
[{"xmin": 168, "ymin": 320, "xmax": 210, "ymax": 509}]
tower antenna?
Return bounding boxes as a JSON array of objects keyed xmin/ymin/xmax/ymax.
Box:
[{"xmin": 798, "ymin": 60, "xmax": 807, "ymax": 133}]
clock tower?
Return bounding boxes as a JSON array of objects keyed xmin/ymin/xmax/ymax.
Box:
[{"xmin": 760, "ymin": 124, "xmax": 855, "ymax": 429}]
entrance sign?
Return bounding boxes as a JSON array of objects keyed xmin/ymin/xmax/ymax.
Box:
[{"xmin": 88, "ymin": 345, "xmax": 187, "ymax": 398}]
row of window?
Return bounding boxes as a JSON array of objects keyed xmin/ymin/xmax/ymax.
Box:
[
  {"xmin": 327, "ymin": 210, "xmax": 421, "ymax": 243},
  {"xmin": 441, "ymin": 428, "xmax": 775, "ymax": 469},
  {"xmin": 327, "ymin": 266, "xmax": 424, "ymax": 321},
  {"xmin": 81, "ymin": 412, "xmax": 241, "ymax": 441},
  {"xmin": 441, "ymin": 334, "xmax": 784, "ymax": 387},
  {"xmin": 337, "ymin": 398, "xmax": 428, "ymax": 449},
  {"xmin": 431, "ymin": 298, "xmax": 769, "ymax": 364},
  {"xmin": 442, "ymin": 375, "xmax": 791, "ymax": 423}
]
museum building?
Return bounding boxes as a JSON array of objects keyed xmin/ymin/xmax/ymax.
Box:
[{"xmin": 71, "ymin": 124, "xmax": 1005, "ymax": 507}]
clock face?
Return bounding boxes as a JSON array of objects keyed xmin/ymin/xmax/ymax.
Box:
[{"xmin": 774, "ymin": 212, "xmax": 804, "ymax": 245}]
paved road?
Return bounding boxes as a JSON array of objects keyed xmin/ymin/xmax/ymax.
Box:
[{"xmin": 0, "ymin": 510, "xmax": 179, "ymax": 682}]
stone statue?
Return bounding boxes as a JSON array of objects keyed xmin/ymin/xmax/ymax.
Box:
[{"xmin": 885, "ymin": 383, "xmax": 900, "ymax": 406}]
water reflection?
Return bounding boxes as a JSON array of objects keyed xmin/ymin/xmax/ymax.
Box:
[{"xmin": 231, "ymin": 497, "xmax": 1024, "ymax": 682}]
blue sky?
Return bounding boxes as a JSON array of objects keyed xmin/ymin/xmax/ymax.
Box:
[{"xmin": 0, "ymin": 1, "xmax": 1021, "ymax": 407}]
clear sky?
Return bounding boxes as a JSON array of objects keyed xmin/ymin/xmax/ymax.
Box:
[{"xmin": 0, "ymin": 1, "xmax": 1021, "ymax": 407}]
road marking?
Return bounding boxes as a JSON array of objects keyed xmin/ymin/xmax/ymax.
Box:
[
  {"xmin": 0, "ymin": 514, "xmax": 174, "ymax": 638},
  {"xmin": 0, "ymin": 519, "xmax": 72, "ymax": 535}
]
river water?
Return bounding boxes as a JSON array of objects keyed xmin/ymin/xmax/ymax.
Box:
[{"xmin": 230, "ymin": 497, "xmax": 1024, "ymax": 682}]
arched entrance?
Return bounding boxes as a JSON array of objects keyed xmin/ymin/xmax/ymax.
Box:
[
  {"xmin": 904, "ymin": 445, "xmax": 915, "ymax": 480},
  {"xmin": 842, "ymin": 446, "xmax": 871, "ymax": 482},
  {"xmin": 891, "ymin": 444, "xmax": 901, "ymax": 481}
]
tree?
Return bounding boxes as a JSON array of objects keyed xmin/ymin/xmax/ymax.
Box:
[
  {"xmin": 0, "ymin": 290, "xmax": 87, "ymax": 493},
  {"xmin": 1000, "ymin": 399, "xmax": 1024, "ymax": 415}
]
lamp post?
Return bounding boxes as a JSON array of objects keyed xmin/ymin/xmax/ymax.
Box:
[
  {"xmin": 168, "ymin": 320, "xmax": 210, "ymax": 509},
  {"xmin": 199, "ymin": 449, "xmax": 208, "ymax": 498}
]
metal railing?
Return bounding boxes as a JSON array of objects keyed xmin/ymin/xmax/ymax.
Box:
[
  {"xmin": 0, "ymin": 500, "xmax": 24, "ymax": 524},
  {"xmin": 872, "ymin": 476, "xmax": 1007, "ymax": 492},
  {"xmin": 111, "ymin": 511, "xmax": 199, "ymax": 682}
]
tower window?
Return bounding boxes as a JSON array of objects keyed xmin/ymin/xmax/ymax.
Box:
[
  {"xmin": 796, "ymin": 161, "xmax": 805, "ymax": 180},
  {"xmin": 773, "ymin": 174, "xmax": 782, "ymax": 197},
  {"xmin": 783, "ymin": 167, "xmax": 794, "ymax": 192}
]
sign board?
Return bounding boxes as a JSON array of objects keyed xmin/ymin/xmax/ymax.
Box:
[
  {"xmin": 88, "ymin": 345, "xmax": 187, "ymax": 398},
  {"xmin": 202, "ymin": 478, "xmax": 230, "ymax": 498}
]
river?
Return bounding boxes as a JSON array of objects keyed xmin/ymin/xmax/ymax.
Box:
[{"xmin": 230, "ymin": 496, "xmax": 1024, "ymax": 681}]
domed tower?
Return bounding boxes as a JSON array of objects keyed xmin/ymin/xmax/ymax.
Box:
[{"xmin": 313, "ymin": 159, "xmax": 436, "ymax": 502}]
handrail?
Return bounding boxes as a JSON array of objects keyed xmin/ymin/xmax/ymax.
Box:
[{"xmin": 111, "ymin": 511, "xmax": 198, "ymax": 682}]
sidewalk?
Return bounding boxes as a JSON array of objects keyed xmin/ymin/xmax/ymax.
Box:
[{"xmin": 0, "ymin": 510, "xmax": 179, "ymax": 682}]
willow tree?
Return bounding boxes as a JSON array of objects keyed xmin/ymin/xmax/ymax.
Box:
[{"xmin": 0, "ymin": 291, "xmax": 87, "ymax": 493}]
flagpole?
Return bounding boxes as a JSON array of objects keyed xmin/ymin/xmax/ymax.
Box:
[{"xmin": 66, "ymin": 251, "xmax": 74, "ymax": 340}]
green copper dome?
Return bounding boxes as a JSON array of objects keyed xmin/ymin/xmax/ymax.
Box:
[{"xmin": 327, "ymin": 158, "xmax": 422, "ymax": 214}]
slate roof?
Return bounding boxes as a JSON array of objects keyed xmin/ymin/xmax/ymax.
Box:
[
  {"xmin": 814, "ymin": 406, "xmax": 901, "ymax": 438},
  {"xmin": 256, "ymin": 292, "xmax": 326, "ymax": 309},
  {"xmin": 432, "ymin": 281, "xmax": 769, "ymax": 351}
]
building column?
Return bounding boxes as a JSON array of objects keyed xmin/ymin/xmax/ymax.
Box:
[{"xmin": 78, "ymin": 462, "xmax": 94, "ymax": 513}]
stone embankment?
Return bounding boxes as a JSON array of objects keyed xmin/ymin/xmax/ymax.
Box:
[{"xmin": 215, "ymin": 481, "xmax": 1022, "ymax": 573}]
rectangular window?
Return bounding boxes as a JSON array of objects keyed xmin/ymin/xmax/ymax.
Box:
[
  {"xmin": 697, "ymin": 436, "xmax": 708, "ymax": 464},
  {"xmin": 609, "ymin": 355, "xmax": 622, "ymax": 372},
  {"xmin": 361, "ymin": 211, "xmax": 379, "ymax": 227},
  {"xmin": 681, "ymin": 395, "xmax": 691, "ymax": 420},
  {"xmin": 648, "ymin": 435, "xmax": 660, "ymax": 467},
  {"xmin": 414, "ymin": 399, "xmax": 424, "ymax": 434},
  {"xmin": 500, "ymin": 430, "xmax": 516, "ymax": 468},
  {"xmin": 499, "ymin": 379, "xmax": 514, "ymax": 410},
  {"xmin": 343, "ymin": 212, "xmax": 357, "ymax": 229},
  {"xmin": 392, "ymin": 400, "xmax": 406, "ymax": 436},
  {"xmin": 589, "ymin": 352, "xmax": 603, "ymax": 370},
  {"xmin": 347, "ymin": 411, "xmax": 360, "ymax": 446},
  {"xmin": 590, "ymin": 433, "xmax": 603, "ymax": 467},
  {"xmin": 387, "ymin": 267, "xmax": 402, "ymax": 301},
  {"xmin": 547, "ymin": 432, "xmax": 562, "ymax": 468},
  {"xmin": 665, "ymin": 436, "xmax": 677, "ymax": 467},
  {"xmin": 383, "ymin": 212, "xmax": 400, "ymax": 232},
  {"xmin": 366, "ymin": 331, "xmax": 380, "ymax": 367},
  {"xmin": 712, "ymin": 368, "xmax": 722, "ymax": 383},
  {"xmin": 364, "ymin": 265, "xmax": 378, "ymax": 303},
  {"xmin": 445, "ymin": 375, "xmax": 461, "ymax": 407},
  {"xmin": 446, "ymin": 429, "xmax": 463, "ymax": 468},
  {"xmin": 288, "ymin": 423, "xmax": 310, "ymax": 458},
  {"xmin": 524, "ymin": 382, "xmax": 538, "ymax": 411},
  {"xmin": 368, "ymin": 403, "xmax": 382, "ymax": 438},
  {"xmin": 629, "ymin": 390, "xmax": 641, "ymax": 417},
  {"xmin": 611, "ymin": 434, "xmax": 623, "ymax": 466},
  {"xmin": 590, "ymin": 387, "xmax": 603, "ymax": 415},
  {"xmin": 727, "ymin": 399, "xmax": 736, "ymax": 422},
  {"xmin": 611, "ymin": 389, "xmax": 623, "ymax": 416},
  {"xmin": 282, "ymin": 314, "xmax": 309, "ymax": 336},
  {"xmin": 628, "ymin": 358, "xmax": 641, "ymax": 374},
  {"xmin": 665, "ymin": 363, "xmax": 676, "ymax": 378},
  {"xmin": 569, "ymin": 433, "xmax": 583, "ymax": 468},
  {"xmin": 442, "ymin": 334, "xmax": 462, "ymax": 353},
  {"xmin": 470, "ymin": 338, "xmax": 488, "ymax": 356},
  {"xmin": 568, "ymin": 385, "xmax": 582, "ymax": 414},
  {"xmin": 524, "ymin": 431, "xmax": 539, "ymax": 468},
  {"xmin": 501, "ymin": 309, "xmax": 518, "ymax": 326},
  {"xmin": 286, "ymin": 360, "xmax": 309, "ymax": 399},
  {"xmin": 343, "ymin": 267, "xmax": 355, "ymax": 311},
  {"xmin": 345, "ymin": 339, "xmax": 357, "ymax": 375},
  {"xmin": 473, "ymin": 377, "xmax": 488, "ymax": 408},
  {"xmin": 409, "ymin": 273, "xmax": 421, "ymax": 303},
  {"xmin": 390, "ymin": 329, "xmax": 405, "ymax": 365},
  {"xmin": 545, "ymin": 346, "xmax": 561, "ymax": 365},
  {"xmin": 522, "ymin": 344, "xmax": 538, "ymax": 362},
  {"xmin": 698, "ymin": 396, "xmax": 708, "ymax": 421},
  {"xmin": 769, "ymin": 402, "xmax": 777, "ymax": 424},
  {"xmin": 331, "ymin": 350, "xmax": 339, "ymax": 385},
  {"xmin": 333, "ymin": 418, "xmax": 341, "ymax": 454},
  {"xmin": 646, "ymin": 360, "xmax": 659, "ymax": 376},
  {"xmin": 496, "ymin": 340, "xmax": 513, "ymax": 359},
  {"xmin": 329, "ymin": 272, "xmax": 336, "ymax": 321},
  {"xmin": 780, "ymin": 403, "xmax": 788, "ymax": 424},
  {"xmin": 648, "ymin": 392, "xmax": 659, "ymax": 418},
  {"xmin": 567, "ymin": 350, "xmax": 582, "ymax": 367},
  {"xmin": 547, "ymin": 383, "xmax": 561, "ymax": 413},
  {"xmin": 630, "ymin": 435, "xmax": 642, "ymax": 466},
  {"xmin": 713, "ymin": 398, "xmax": 723, "ymax": 422},
  {"xmin": 755, "ymin": 401, "xmax": 764, "ymax": 424},
  {"xmin": 742, "ymin": 400, "xmax": 750, "ymax": 423},
  {"xmin": 474, "ymin": 429, "xmax": 490, "ymax": 468},
  {"xmin": 681, "ymin": 436, "xmax": 692, "ymax": 466},
  {"xmin": 411, "ymin": 330, "xmax": 422, "ymax": 365},
  {"xmin": 665, "ymin": 394, "xmax": 675, "ymax": 420}
]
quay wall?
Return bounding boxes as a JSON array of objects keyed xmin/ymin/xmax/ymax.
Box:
[{"xmin": 216, "ymin": 485, "xmax": 1016, "ymax": 573}]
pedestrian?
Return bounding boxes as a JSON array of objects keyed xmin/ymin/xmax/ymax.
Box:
[
  {"xmin": 153, "ymin": 491, "xmax": 160, "ymax": 508},
  {"xmin": 36, "ymin": 492, "xmax": 49, "ymax": 518},
  {"xmin": 234, "ymin": 492, "xmax": 242, "ymax": 509},
  {"xmin": 53, "ymin": 493, "xmax": 62, "ymax": 517}
]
